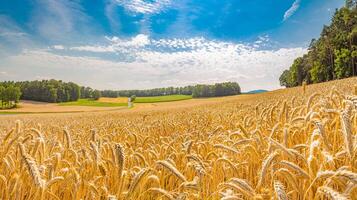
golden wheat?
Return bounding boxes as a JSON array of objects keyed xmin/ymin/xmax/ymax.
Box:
[{"xmin": 0, "ymin": 78, "xmax": 356, "ymax": 199}]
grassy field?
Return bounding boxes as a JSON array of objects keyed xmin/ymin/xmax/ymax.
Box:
[
  {"xmin": 59, "ymin": 99, "xmax": 127, "ymax": 107},
  {"xmin": 0, "ymin": 78, "xmax": 356, "ymax": 199},
  {"xmin": 60, "ymin": 95, "xmax": 192, "ymax": 106},
  {"xmin": 134, "ymin": 94, "xmax": 192, "ymax": 103}
]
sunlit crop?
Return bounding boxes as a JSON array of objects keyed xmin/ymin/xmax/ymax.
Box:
[{"xmin": 0, "ymin": 78, "xmax": 356, "ymax": 200}]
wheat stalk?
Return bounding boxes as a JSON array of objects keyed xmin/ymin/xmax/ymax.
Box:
[{"xmin": 156, "ymin": 160, "xmax": 187, "ymax": 182}]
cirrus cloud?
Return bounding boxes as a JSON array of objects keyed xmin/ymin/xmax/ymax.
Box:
[
  {"xmin": 114, "ymin": 0, "xmax": 173, "ymax": 14},
  {"xmin": 283, "ymin": 0, "xmax": 301, "ymax": 21}
]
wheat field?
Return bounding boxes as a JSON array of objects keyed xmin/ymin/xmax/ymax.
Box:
[{"xmin": 0, "ymin": 78, "xmax": 357, "ymax": 200}]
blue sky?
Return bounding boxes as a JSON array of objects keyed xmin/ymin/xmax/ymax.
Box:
[{"xmin": 0, "ymin": 0, "xmax": 344, "ymax": 91}]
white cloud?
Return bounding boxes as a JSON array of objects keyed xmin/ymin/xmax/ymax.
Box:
[
  {"xmin": 1, "ymin": 35, "xmax": 307, "ymax": 91},
  {"xmin": 70, "ymin": 45, "xmax": 115, "ymax": 53},
  {"xmin": 0, "ymin": 71, "xmax": 8, "ymax": 75},
  {"xmin": 71, "ymin": 34, "xmax": 252, "ymax": 54},
  {"xmin": 107, "ymin": 34, "xmax": 150, "ymax": 48},
  {"xmin": 283, "ymin": 0, "xmax": 301, "ymax": 21},
  {"xmin": 114, "ymin": 0, "xmax": 172, "ymax": 14},
  {"xmin": 35, "ymin": 75, "xmax": 52, "ymax": 80},
  {"xmin": 67, "ymin": 34, "xmax": 150, "ymax": 53},
  {"xmin": 53, "ymin": 45, "xmax": 65, "ymax": 50}
]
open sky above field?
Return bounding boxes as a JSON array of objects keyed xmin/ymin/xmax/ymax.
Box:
[{"xmin": 0, "ymin": 0, "xmax": 344, "ymax": 91}]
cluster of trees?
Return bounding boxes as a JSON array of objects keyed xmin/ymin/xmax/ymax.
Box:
[
  {"xmin": 280, "ymin": 1, "xmax": 357, "ymax": 87},
  {"xmin": 0, "ymin": 80, "xmax": 81, "ymax": 103},
  {"xmin": 0, "ymin": 80, "xmax": 104, "ymax": 105},
  {"xmin": 80, "ymin": 87, "xmax": 101, "ymax": 100},
  {"xmin": 101, "ymin": 86, "xmax": 194, "ymax": 97},
  {"xmin": 0, "ymin": 85, "xmax": 21, "ymax": 109},
  {"xmin": 192, "ymin": 82, "xmax": 241, "ymax": 98}
]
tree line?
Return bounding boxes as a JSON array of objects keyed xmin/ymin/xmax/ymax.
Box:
[
  {"xmin": 0, "ymin": 85, "xmax": 21, "ymax": 109},
  {"xmin": 0, "ymin": 80, "xmax": 82, "ymax": 103},
  {"xmin": 101, "ymin": 86, "xmax": 194, "ymax": 98},
  {"xmin": 0, "ymin": 79, "xmax": 241, "ymax": 105},
  {"xmin": 280, "ymin": 1, "xmax": 357, "ymax": 87},
  {"xmin": 100, "ymin": 82, "xmax": 241, "ymax": 98},
  {"xmin": 192, "ymin": 82, "xmax": 241, "ymax": 98}
]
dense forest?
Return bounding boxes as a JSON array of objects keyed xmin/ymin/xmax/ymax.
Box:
[
  {"xmin": 101, "ymin": 82, "xmax": 241, "ymax": 98},
  {"xmin": 0, "ymin": 80, "xmax": 82, "ymax": 103},
  {"xmin": 280, "ymin": 1, "xmax": 357, "ymax": 87}
]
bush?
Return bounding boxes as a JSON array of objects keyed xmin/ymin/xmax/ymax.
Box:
[
  {"xmin": 92, "ymin": 90, "xmax": 102, "ymax": 100},
  {"xmin": 130, "ymin": 95, "xmax": 137, "ymax": 102}
]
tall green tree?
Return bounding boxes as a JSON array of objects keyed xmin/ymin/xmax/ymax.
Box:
[
  {"xmin": 0, "ymin": 86, "xmax": 5, "ymax": 107},
  {"xmin": 335, "ymin": 48, "xmax": 352, "ymax": 78},
  {"xmin": 279, "ymin": 70, "xmax": 291, "ymax": 87},
  {"xmin": 0, "ymin": 85, "xmax": 21, "ymax": 108}
]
